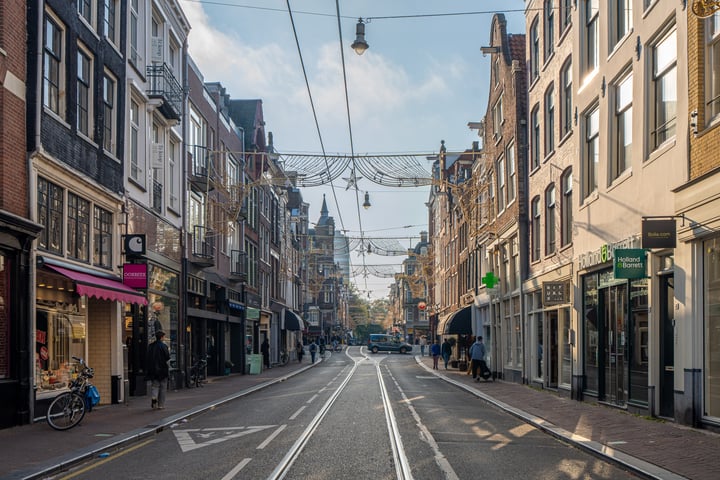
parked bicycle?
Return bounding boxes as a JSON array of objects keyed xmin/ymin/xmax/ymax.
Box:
[
  {"xmin": 46, "ymin": 356, "xmax": 99, "ymax": 431},
  {"xmin": 279, "ymin": 349, "xmax": 290, "ymax": 366},
  {"xmin": 187, "ymin": 355, "xmax": 208, "ymax": 388}
]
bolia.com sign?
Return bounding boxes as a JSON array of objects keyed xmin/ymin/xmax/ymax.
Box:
[{"xmin": 614, "ymin": 249, "xmax": 648, "ymax": 279}]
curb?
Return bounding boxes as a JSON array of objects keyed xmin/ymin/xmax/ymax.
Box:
[
  {"xmin": 415, "ymin": 357, "xmax": 688, "ymax": 480},
  {"xmin": 8, "ymin": 361, "xmax": 319, "ymax": 480}
]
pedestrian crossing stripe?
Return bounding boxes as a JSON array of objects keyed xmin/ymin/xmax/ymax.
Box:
[{"xmin": 173, "ymin": 426, "xmax": 276, "ymax": 452}]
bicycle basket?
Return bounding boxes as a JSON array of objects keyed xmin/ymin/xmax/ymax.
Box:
[{"xmin": 85, "ymin": 385, "xmax": 101, "ymax": 407}]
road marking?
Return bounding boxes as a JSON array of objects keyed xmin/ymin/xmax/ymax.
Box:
[
  {"xmin": 306, "ymin": 393, "xmax": 319, "ymax": 404},
  {"xmin": 173, "ymin": 426, "xmax": 275, "ymax": 452},
  {"xmin": 57, "ymin": 439, "xmax": 154, "ymax": 479},
  {"xmin": 220, "ymin": 458, "xmax": 251, "ymax": 480},
  {"xmin": 289, "ymin": 406, "xmax": 306, "ymax": 420},
  {"xmin": 257, "ymin": 424, "xmax": 287, "ymax": 449}
]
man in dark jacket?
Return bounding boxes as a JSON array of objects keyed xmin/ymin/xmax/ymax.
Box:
[{"xmin": 146, "ymin": 330, "xmax": 170, "ymax": 409}]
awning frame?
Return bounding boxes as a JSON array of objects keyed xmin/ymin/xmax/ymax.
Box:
[{"xmin": 44, "ymin": 264, "xmax": 147, "ymax": 306}]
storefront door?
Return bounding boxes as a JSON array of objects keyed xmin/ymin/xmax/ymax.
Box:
[
  {"xmin": 659, "ymin": 274, "xmax": 675, "ymax": 418},
  {"xmin": 546, "ymin": 311, "xmax": 559, "ymax": 388},
  {"xmin": 602, "ymin": 284, "xmax": 628, "ymax": 405}
]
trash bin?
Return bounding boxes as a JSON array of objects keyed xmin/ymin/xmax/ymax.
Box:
[{"xmin": 247, "ymin": 354, "xmax": 262, "ymax": 375}]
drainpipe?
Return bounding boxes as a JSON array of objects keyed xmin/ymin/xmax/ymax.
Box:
[{"xmin": 180, "ymin": 37, "xmax": 189, "ymax": 387}]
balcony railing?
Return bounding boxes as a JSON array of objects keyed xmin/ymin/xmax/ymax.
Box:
[
  {"xmin": 188, "ymin": 145, "xmax": 213, "ymax": 191},
  {"xmin": 191, "ymin": 225, "xmax": 215, "ymax": 267},
  {"xmin": 146, "ymin": 63, "xmax": 182, "ymax": 121},
  {"xmin": 229, "ymin": 249, "xmax": 247, "ymax": 282}
]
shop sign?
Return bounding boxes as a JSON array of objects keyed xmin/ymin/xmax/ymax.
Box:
[
  {"xmin": 614, "ymin": 249, "xmax": 647, "ymax": 279},
  {"xmin": 123, "ymin": 263, "xmax": 148, "ymax": 289},
  {"xmin": 246, "ymin": 307, "xmax": 260, "ymax": 320},
  {"xmin": 578, "ymin": 236, "xmax": 640, "ymax": 270},
  {"xmin": 642, "ymin": 219, "xmax": 676, "ymax": 249},
  {"xmin": 543, "ymin": 281, "xmax": 570, "ymax": 306}
]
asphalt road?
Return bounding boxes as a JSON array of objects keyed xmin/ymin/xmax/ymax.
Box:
[{"xmin": 47, "ymin": 347, "xmax": 639, "ymax": 480}]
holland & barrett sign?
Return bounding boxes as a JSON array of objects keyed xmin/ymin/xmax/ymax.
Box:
[{"xmin": 614, "ymin": 249, "xmax": 647, "ymax": 279}]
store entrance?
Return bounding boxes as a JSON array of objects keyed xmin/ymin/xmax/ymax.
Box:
[
  {"xmin": 546, "ymin": 310, "xmax": 559, "ymax": 388},
  {"xmin": 659, "ymin": 274, "xmax": 675, "ymax": 418},
  {"xmin": 601, "ymin": 284, "xmax": 628, "ymax": 406}
]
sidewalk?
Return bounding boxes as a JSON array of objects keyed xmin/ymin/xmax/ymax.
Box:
[
  {"xmin": 0, "ymin": 359, "xmax": 315, "ymax": 480},
  {"xmin": 416, "ymin": 354, "xmax": 720, "ymax": 480},
  {"xmin": 2, "ymin": 353, "xmax": 719, "ymax": 480}
]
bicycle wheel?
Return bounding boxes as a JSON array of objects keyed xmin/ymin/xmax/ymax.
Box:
[{"xmin": 47, "ymin": 392, "xmax": 86, "ymax": 430}]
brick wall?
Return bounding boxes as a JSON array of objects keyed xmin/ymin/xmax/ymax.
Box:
[
  {"xmin": 0, "ymin": 0, "xmax": 28, "ymax": 216},
  {"xmin": 688, "ymin": 14, "xmax": 720, "ymax": 180}
]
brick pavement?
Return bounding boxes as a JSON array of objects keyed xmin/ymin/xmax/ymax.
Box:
[{"xmin": 2, "ymin": 351, "xmax": 719, "ymax": 480}]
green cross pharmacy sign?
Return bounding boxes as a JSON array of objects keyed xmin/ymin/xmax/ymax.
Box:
[{"xmin": 614, "ymin": 249, "xmax": 647, "ymax": 279}]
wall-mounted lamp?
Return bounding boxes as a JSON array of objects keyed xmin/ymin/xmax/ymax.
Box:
[
  {"xmin": 351, "ymin": 18, "xmax": 369, "ymax": 55},
  {"xmin": 363, "ymin": 191, "xmax": 371, "ymax": 209},
  {"xmin": 480, "ymin": 46, "xmax": 501, "ymax": 56}
]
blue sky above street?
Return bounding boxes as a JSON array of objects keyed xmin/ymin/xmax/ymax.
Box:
[{"xmin": 180, "ymin": 0, "xmax": 527, "ymax": 298}]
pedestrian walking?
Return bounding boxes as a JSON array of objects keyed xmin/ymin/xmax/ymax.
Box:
[
  {"xmin": 430, "ymin": 339, "xmax": 441, "ymax": 370},
  {"xmin": 469, "ymin": 336, "xmax": 489, "ymax": 382},
  {"xmin": 441, "ymin": 338, "xmax": 452, "ymax": 369},
  {"xmin": 261, "ymin": 338, "xmax": 270, "ymax": 369},
  {"xmin": 309, "ymin": 339, "xmax": 317, "ymax": 363},
  {"xmin": 146, "ymin": 330, "xmax": 170, "ymax": 409},
  {"xmin": 296, "ymin": 341, "xmax": 304, "ymax": 363},
  {"xmin": 420, "ymin": 336, "xmax": 427, "ymax": 356}
]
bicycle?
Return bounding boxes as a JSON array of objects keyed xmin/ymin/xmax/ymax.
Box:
[
  {"xmin": 46, "ymin": 356, "xmax": 97, "ymax": 431},
  {"xmin": 187, "ymin": 355, "xmax": 208, "ymax": 388},
  {"xmin": 279, "ymin": 350, "xmax": 290, "ymax": 366}
]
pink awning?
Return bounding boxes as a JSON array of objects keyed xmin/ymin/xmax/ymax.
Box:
[{"xmin": 46, "ymin": 265, "xmax": 148, "ymax": 305}]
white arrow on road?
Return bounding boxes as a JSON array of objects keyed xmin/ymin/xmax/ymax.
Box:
[{"xmin": 173, "ymin": 426, "xmax": 276, "ymax": 452}]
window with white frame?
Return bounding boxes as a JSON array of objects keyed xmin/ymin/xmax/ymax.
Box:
[
  {"xmin": 706, "ymin": 13, "xmax": 720, "ymax": 122},
  {"xmin": 544, "ymin": 0, "xmax": 555, "ymax": 61},
  {"xmin": 169, "ymin": 37, "xmax": 180, "ymax": 75},
  {"xmin": 67, "ymin": 192, "xmax": 90, "ymax": 262},
  {"xmin": 129, "ymin": 98, "xmax": 144, "ymax": 185},
  {"xmin": 103, "ymin": 0, "xmax": 119, "ymax": 46},
  {"xmin": 493, "ymin": 57, "xmax": 500, "ymax": 87},
  {"xmin": 168, "ymin": 138, "xmax": 179, "ymax": 211},
  {"xmin": 583, "ymin": 0, "xmax": 599, "ymax": 78},
  {"xmin": 78, "ymin": 0, "xmax": 95, "ymax": 29},
  {"xmin": 496, "ymin": 155, "xmax": 506, "ymax": 212},
  {"xmin": 561, "ymin": 0, "xmax": 572, "ymax": 31},
  {"xmin": 612, "ymin": 0, "xmax": 632, "ymax": 49},
  {"xmin": 151, "ymin": 122, "xmax": 164, "ymax": 213},
  {"xmin": 561, "ymin": 169, "xmax": 573, "ymax": 247},
  {"xmin": 561, "ymin": 59, "xmax": 573, "ymax": 136},
  {"xmin": 531, "ymin": 105, "xmax": 540, "ymax": 170},
  {"xmin": 506, "ymin": 143, "xmax": 516, "ymax": 204},
  {"xmin": 189, "ymin": 191, "xmax": 205, "ymax": 231},
  {"xmin": 37, "ymin": 177, "xmax": 64, "ymax": 255},
  {"xmin": 76, "ymin": 47, "xmax": 93, "ymax": 138},
  {"xmin": 613, "ymin": 71, "xmax": 633, "ymax": 180},
  {"xmin": 545, "ymin": 84, "xmax": 555, "ymax": 155},
  {"xmin": 493, "ymin": 96, "xmax": 504, "ymax": 140},
  {"xmin": 531, "ymin": 196, "xmax": 541, "ymax": 261},
  {"xmin": 43, "ymin": 11, "xmax": 65, "ymax": 116},
  {"xmin": 545, "ymin": 184, "xmax": 556, "ymax": 255},
  {"xmin": 583, "ymin": 105, "xmax": 599, "ymax": 199},
  {"xmin": 530, "ymin": 17, "xmax": 540, "ymax": 82},
  {"xmin": 129, "ymin": 0, "xmax": 141, "ymax": 66},
  {"xmin": 93, "ymin": 205, "xmax": 112, "ymax": 268},
  {"xmin": 651, "ymin": 27, "xmax": 677, "ymax": 149},
  {"xmin": 102, "ymin": 72, "xmax": 116, "ymax": 155}
]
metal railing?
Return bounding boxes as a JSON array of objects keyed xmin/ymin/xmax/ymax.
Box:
[
  {"xmin": 146, "ymin": 63, "xmax": 182, "ymax": 120},
  {"xmin": 192, "ymin": 225, "xmax": 215, "ymax": 260}
]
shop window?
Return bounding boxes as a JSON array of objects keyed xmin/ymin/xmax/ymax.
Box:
[
  {"xmin": 705, "ymin": 237, "xmax": 720, "ymax": 418},
  {"xmin": 35, "ymin": 308, "xmax": 86, "ymax": 396},
  {"xmin": 0, "ymin": 253, "xmax": 9, "ymax": 379}
]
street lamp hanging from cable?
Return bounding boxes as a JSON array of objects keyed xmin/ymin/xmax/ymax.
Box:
[
  {"xmin": 363, "ymin": 191, "xmax": 371, "ymax": 209},
  {"xmin": 351, "ymin": 18, "xmax": 369, "ymax": 55}
]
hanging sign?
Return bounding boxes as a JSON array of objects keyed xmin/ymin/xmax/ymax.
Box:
[
  {"xmin": 642, "ymin": 219, "xmax": 676, "ymax": 249},
  {"xmin": 614, "ymin": 249, "xmax": 647, "ymax": 279}
]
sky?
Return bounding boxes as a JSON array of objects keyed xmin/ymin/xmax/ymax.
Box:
[{"xmin": 179, "ymin": 0, "xmax": 527, "ymax": 299}]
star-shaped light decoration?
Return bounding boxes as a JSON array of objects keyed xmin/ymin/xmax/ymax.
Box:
[{"xmin": 342, "ymin": 169, "xmax": 362, "ymax": 190}]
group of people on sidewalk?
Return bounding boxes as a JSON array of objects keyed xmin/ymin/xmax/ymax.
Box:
[{"xmin": 427, "ymin": 336, "xmax": 489, "ymax": 381}]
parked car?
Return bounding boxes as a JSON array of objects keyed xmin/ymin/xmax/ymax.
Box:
[{"xmin": 367, "ymin": 334, "xmax": 412, "ymax": 354}]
